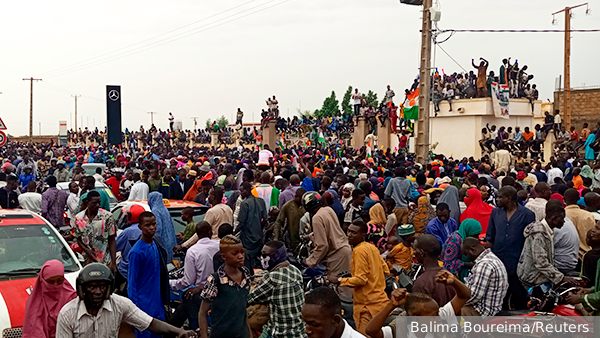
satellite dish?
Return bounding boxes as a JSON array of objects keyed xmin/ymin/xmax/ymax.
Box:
[{"xmin": 400, "ymin": 0, "xmax": 423, "ymax": 5}]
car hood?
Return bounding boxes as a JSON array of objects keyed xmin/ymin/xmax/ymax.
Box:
[{"xmin": 0, "ymin": 271, "xmax": 78, "ymax": 329}]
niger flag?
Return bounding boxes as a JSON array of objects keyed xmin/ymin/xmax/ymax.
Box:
[{"xmin": 404, "ymin": 88, "xmax": 419, "ymax": 120}]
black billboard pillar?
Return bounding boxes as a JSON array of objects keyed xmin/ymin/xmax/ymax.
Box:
[{"xmin": 106, "ymin": 85, "xmax": 122, "ymax": 146}]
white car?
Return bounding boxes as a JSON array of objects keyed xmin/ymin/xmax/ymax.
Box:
[
  {"xmin": 56, "ymin": 181, "xmax": 118, "ymax": 210},
  {"xmin": 0, "ymin": 209, "xmax": 83, "ymax": 337}
]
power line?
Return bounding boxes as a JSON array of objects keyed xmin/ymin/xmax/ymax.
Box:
[
  {"xmin": 441, "ymin": 29, "xmax": 599, "ymax": 33},
  {"xmin": 41, "ymin": 0, "xmax": 292, "ymax": 78},
  {"xmin": 38, "ymin": 0, "xmax": 260, "ymax": 77},
  {"xmin": 436, "ymin": 44, "xmax": 467, "ymax": 72}
]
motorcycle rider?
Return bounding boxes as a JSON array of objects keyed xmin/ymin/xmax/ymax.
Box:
[
  {"xmin": 56, "ymin": 263, "xmax": 196, "ymax": 338},
  {"xmin": 517, "ymin": 200, "xmax": 578, "ymax": 289}
]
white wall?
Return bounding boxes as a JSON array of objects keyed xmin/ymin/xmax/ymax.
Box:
[{"xmin": 405, "ymin": 97, "xmax": 541, "ymax": 160}]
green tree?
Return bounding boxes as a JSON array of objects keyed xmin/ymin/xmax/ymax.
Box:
[
  {"xmin": 216, "ymin": 115, "xmax": 229, "ymax": 129},
  {"xmin": 205, "ymin": 119, "xmax": 212, "ymax": 129},
  {"xmin": 341, "ymin": 86, "xmax": 353, "ymax": 116},
  {"xmin": 297, "ymin": 109, "xmax": 314, "ymax": 119},
  {"xmin": 363, "ymin": 90, "xmax": 378, "ymax": 108},
  {"xmin": 315, "ymin": 91, "xmax": 340, "ymax": 118}
]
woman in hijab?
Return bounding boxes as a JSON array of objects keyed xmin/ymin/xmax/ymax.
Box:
[
  {"xmin": 459, "ymin": 188, "xmax": 493, "ymax": 236},
  {"xmin": 408, "ymin": 194, "xmax": 436, "ymax": 234},
  {"xmin": 584, "ymin": 132, "xmax": 597, "ymax": 161},
  {"xmin": 23, "ymin": 260, "xmax": 77, "ymax": 338},
  {"xmin": 438, "ymin": 185, "xmax": 461, "ymax": 224},
  {"xmin": 442, "ymin": 219, "xmax": 482, "ymax": 282},
  {"xmin": 148, "ymin": 191, "xmax": 177, "ymax": 262},
  {"xmin": 366, "ymin": 203, "xmax": 388, "ymax": 253},
  {"xmin": 581, "ymin": 165, "xmax": 595, "ymax": 181},
  {"xmin": 341, "ymin": 183, "xmax": 355, "ymax": 208}
]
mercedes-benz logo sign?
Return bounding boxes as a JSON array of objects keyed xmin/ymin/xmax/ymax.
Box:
[{"xmin": 108, "ymin": 90, "xmax": 119, "ymax": 101}]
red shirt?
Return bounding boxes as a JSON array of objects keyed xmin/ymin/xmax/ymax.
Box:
[
  {"xmin": 570, "ymin": 131, "xmax": 579, "ymax": 141},
  {"xmin": 399, "ymin": 135, "xmax": 408, "ymax": 148},
  {"xmin": 105, "ymin": 176, "xmax": 122, "ymax": 200}
]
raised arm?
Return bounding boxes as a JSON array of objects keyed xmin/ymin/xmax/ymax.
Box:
[{"xmin": 435, "ymin": 269, "xmax": 471, "ymax": 315}]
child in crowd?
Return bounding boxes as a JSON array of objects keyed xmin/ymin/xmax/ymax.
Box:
[
  {"xmin": 199, "ymin": 235, "xmax": 251, "ymax": 338},
  {"xmin": 582, "ymin": 226, "xmax": 600, "ymax": 287},
  {"xmin": 177, "ymin": 207, "xmax": 196, "ymax": 242},
  {"xmin": 385, "ymin": 224, "xmax": 416, "ymax": 273}
]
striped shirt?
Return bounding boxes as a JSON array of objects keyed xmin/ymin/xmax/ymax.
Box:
[{"xmin": 465, "ymin": 249, "xmax": 508, "ymax": 318}]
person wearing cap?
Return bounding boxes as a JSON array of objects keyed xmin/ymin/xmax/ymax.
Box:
[
  {"xmin": 115, "ymin": 204, "xmax": 145, "ymax": 294},
  {"xmin": 386, "ymin": 224, "xmax": 416, "ymax": 272},
  {"xmin": 515, "ymin": 171, "xmax": 531, "ymax": 190},
  {"xmin": 48, "ymin": 158, "xmax": 58, "ymax": 176},
  {"xmin": 54, "ymin": 160, "xmax": 69, "ymax": 183},
  {"xmin": 18, "ymin": 165, "xmax": 36, "ymax": 192},
  {"xmin": 302, "ymin": 191, "xmax": 352, "ymax": 296},
  {"xmin": 56, "ymin": 263, "xmax": 197, "ymax": 338}
]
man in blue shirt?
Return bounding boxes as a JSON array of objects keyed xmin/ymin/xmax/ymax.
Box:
[
  {"xmin": 115, "ymin": 205, "xmax": 145, "ymax": 296},
  {"xmin": 128, "ymin": 211, "xmax": 166, "ymax": 338},
  {"xmin": 485, "ymin": 186, "xmax": 536, "ymax": 310},
  {"xmin": 426, "ymin": 203, "xmax": 458, "ymax": 246}
]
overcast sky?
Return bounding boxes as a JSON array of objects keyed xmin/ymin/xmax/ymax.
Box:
[{"xmin": 1, "ymin": 0, "xmax": 598, "ymax": 136}]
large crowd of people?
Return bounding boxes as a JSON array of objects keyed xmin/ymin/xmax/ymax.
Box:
[{"xmin": 6, "ymin": 119, "xmax": 600, "ymax": 338}]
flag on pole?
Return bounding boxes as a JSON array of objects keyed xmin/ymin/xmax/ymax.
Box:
[
  {"xmin": 404, "ymin": 88, "xmax": 419, "ymax": 120},
  {"xmin": 280, "ymin": 132, "xmax": 285, "ymax": 148},
  {"xmin": 366, "ymin": 140, "xmax": 372, "ymax": 158},
  {"xmin": 318, "ymin": 131, "xmax": 326, "ymax": 147}
]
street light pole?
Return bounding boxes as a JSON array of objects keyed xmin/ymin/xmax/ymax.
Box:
[{"xmin": 416, "ymin": 0, "xmax": 433, "ymax": 164}]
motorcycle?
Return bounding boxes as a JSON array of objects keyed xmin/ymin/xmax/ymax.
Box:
[{"xmin": 528, "ymin": 278, "xmax": 588, "ymax": 316}]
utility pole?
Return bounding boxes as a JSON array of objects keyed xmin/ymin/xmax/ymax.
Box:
[
  {"xmin": 552, "ymin": 3, "xmax": 588, "ymax": 130},
  {"xmin": 416, "ymin": 0, "xmax": 433, "ymax": 164},
  {"xmin": 22, "ymin": 77, "xmax": 42, "ymax": 142},
  {"xmin": 147, "ymin": 112, "xmax": 157, "ymax": 125},
  {"xmin": 72, "ymin": 95, "xmax": 80, "ymax": 131}
]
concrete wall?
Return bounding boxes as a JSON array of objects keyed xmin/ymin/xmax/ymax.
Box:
[
  {"xmin": 403, "ymin": 97, "xmax": 541, "ymax": 160},
  {"xmin": 554, "ymin": 87, "xmax": 600, "ymax": 129}
]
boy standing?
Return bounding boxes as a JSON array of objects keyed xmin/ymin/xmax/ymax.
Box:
[
  {"xmin": 128, "ymin": 212, "xmax": 168, "ymax": 338},
  {"xmin": 199, "ymin": 235, "xmax": 251, "ymax": 338}
]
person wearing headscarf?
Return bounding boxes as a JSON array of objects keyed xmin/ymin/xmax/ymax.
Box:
[
  {"xmin": 438, "ymin": 185, "xmax": 461, "ymax": 224},
  {"xmin": 408, "ymin": 195, "xmax": 436, "ymax": 234},
  {"xmin": 366, "ymin": 203, "xmax": 388, "ymax": 253},
  {"xmin": 341, "ymin": 183, "xmax": 355, "ymax": 208},
  {"xmin": 550, "ymin": 193, "xmax": 565, "ymax": 207},
  {"xmin": 148, "ymin": 192, "xmax": 177, "ymax": 262},
  {"xmin": 584, "ymin": 132, "xmax": 597, "ymax": 161},
  {"xmin": 23, "ymin": 260, "xmax": 77, "ymax": 338},
  {"xmin": 460, "ymin": 188, "xmax": 493, "ymax": 236},
  {"xmin": 581, "ymin": 165, "xmax": 594, "ymax": 181},
  {"xmin": 442, "ymin": 219, "xmax": 482, "ymax": 282}
]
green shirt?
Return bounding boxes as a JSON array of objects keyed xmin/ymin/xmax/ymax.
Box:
[{"xmin": 183, "ymin": 221, "xmax": 197, "ymax": 241}]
